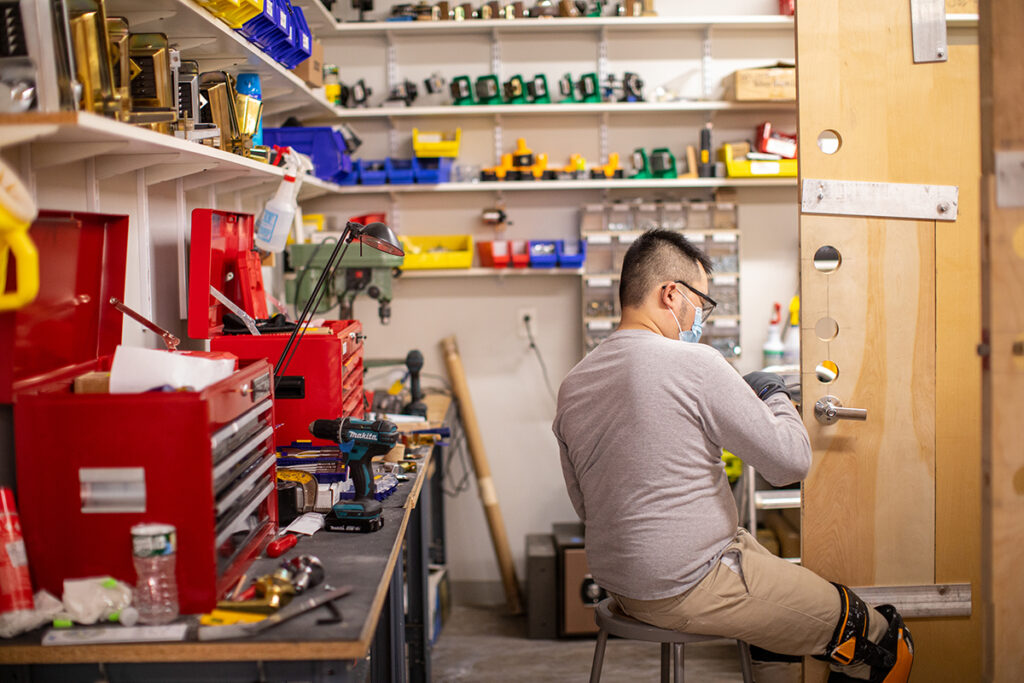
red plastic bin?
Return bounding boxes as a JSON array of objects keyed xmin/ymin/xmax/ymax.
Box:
[
  {"xmin": 477, "ymin": 240, "xmax": 510, "ymax": 268},
  {"xmin": 510, "ymin": 240, "xmax": 530, "ymax": 268}
]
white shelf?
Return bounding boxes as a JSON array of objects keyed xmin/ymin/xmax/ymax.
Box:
[
  {"xmin": 325, "ymin": 100, "xmax": 795, "ymax": 119},
  {"xmin": 109, "ymin": 0, "xmax": 342, "ymax": 123},
  {"xmin": 326, "ymin": 15, "xmax": 795, "ymax": 37},
  {"xmin": 330, "ymin": 177, "xmax": 796, "ymax": 194},
  {"xmin": 321, "ymin": 13, "xmax": 976, "ymax": 37},
  {"xmin": 291, "ymin": 0, "xmax": 340, "ymax": 33},
  {"xmin": 584, "ymin": 271, "xmax": 739, "ymax": 281},
  {"xmin": 582, "ymin": 229, "xmax": 741, "ymax": 239},
  {"xmin": 0, "ymin": 112, "xmax": 344, "ymax": 199},
  {"xmin": 399, "ymin": 267, "xmax": 583, "ymax": 278}
]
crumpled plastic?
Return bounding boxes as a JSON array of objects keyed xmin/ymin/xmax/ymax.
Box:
[
  {"xmin": 0, "ymin": 590, "xmax": 62, "ymax": 638},
  {"xmin": 61, "ymin": 577, "xmax": 133, "ymax": 625}
]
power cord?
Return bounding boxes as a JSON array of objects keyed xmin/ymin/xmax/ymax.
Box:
[{"xmin": 523, "ymin": 314, "xmax": 557, "ymax": 402}]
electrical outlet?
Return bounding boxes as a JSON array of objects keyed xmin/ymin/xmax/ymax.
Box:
[{"xmin": 517, "ymin": 308, "xmax": 537, "ymax": 340}]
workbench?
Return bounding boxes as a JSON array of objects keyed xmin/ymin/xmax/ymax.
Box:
[{"xmin": 0, "ymin": 434, "xmax": 448, "ymax": 683}]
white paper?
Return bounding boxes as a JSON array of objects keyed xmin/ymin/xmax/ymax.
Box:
[
  {"xmin": 109, "ymin": 346, "xmax": 234, "ymax": 393},
  {"xmin": 284, "ymin": 512, "xmax": 325, "ymax": 536}
]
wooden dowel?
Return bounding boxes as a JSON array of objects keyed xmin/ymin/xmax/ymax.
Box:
[{"xmin": 440, "ymin": 335, "xmax": 523, "ymax": 615}]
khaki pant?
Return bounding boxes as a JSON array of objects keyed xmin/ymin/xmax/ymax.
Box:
[{"xmin": 610, "ymin": 529, "xmax": 886, "ymax": 657}]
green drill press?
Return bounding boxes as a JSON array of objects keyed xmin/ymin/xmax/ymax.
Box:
[{"xmin": 287, "ymin": 242, "xmax": 404, "ymax": 324}]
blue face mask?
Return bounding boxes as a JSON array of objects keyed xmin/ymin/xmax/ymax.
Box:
[{"xmin": 670, "ymin": 297, "xmax": 703, "ymax": 344}]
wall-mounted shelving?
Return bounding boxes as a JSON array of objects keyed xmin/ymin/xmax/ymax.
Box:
[
  {"xmin": 109, "ymin": 0, "xmax": 341, "ymax": 123},
  {"xmin": 399, "ymin": 267, "xmax": 583, "ymax": 278},
  {"xmin": 321, "ymin": 100, "xmax": 795, "ymax": 120},
  {"xmin": 0, "ymin": 112, "xmax": 344, "ymax": 200},
  {"xmin": 305, "ymin": 12, "xmax": 977, "ymax": 36},
  {"xmin": 329, "ymin": 177, "xmax": 795, "ymax": 195}
]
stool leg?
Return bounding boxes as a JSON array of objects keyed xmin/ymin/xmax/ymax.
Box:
[
  {"xmin": 660, "ymin": 643, "xmax": 670, "ymax": 683},
  {"xmin": 589, "ymin": 630, "xmax": 609, "ymax": 683},
  {"xmin": 673, "ymin": 642, "xmax": 684, "ymax": 683},
  {"xmin": 736, "ymin": 641, "xmax": 754, "ymax": 683}
]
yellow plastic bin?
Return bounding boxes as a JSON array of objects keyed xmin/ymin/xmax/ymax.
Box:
[
  {"xmin": 399, "ymin": 235, "xmax": 474, "ymax": 269},
  {"xmin": 412, "ymin": 129, "xmax": 462, "ymax": 158},
  {"xmin": 719, "ymin": 143, "xmax": 797, "ymax": 177},
  {"xmin": 218, "ymin": 0, "xmax": 262, "ymax": 28}
]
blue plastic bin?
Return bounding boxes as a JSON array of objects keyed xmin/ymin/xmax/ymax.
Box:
[
  {"xmin": 356, "ymin": 159, "xmax": 388, "ymax": 185},
  {"xmin": 242, "ymin": 0, "xmax": 288, "ymax": 53},
  {"xmin": 238, "ymin": 0, "xmax": 277, "ymax": 45},
  {"xmin": 386, "ymin": 158, "xmax": 415, "ymax": 184},
  {"xmin": 413, "ymin": 157, "xmax": 453, "ymax": 184},
  {"xmin": 261, "ymin": 127, "xmax": 352, "ymax": 183},
  {"xmin": 556, "ymin": 239, "xmax": 587, "ymax": 268},
  {"xmin": 277, "ymin": 4, "xmax": 312, "ymax": 68},
  {"xmin": 529, "ymin": 240, "xmax": 560, "ymax": 268},
  {"xmin": 266, "ymin": 1, "xmax": 298, "ymax": 64}
]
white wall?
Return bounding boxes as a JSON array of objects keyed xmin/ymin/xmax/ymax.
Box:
[{"xmin": 303, "ymin": 0, "xmax": 800, "ymax": 600}]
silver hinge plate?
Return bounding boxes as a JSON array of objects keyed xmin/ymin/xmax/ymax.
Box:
[
  {"xmin": 910, "ymin": 0, "xmax": 949, "ymax": 63},
  {"xmin": 802, "ymin": 178, "xmax": 959, "ymax": 221},
  {"xmin": 995, "ymin": 151, "xmax": 1024, "ymax": 208},
  {"xmin": 851, "ymin": 583, "xmax": 971, "ymax": 618}
]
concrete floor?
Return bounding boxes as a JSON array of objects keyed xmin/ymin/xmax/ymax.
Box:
[{"xmin": 432, "ymin": 604, "xmax": 747, "ymax": 683}]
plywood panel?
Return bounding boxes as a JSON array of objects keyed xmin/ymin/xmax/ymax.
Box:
[
  {"xmin": 797, "ymin": 0, "xmax": 982, "ymax": 679},
  {"xmin": 800, "ymin": 216, "xmax": 935, "ymax": 586}
]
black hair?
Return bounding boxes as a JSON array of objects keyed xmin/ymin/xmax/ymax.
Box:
[{"xmin": 618, "ymin": 228, "xmax": 713, "ymax": 309}]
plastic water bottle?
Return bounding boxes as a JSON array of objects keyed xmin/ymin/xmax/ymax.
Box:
[{"xmin": 130, "ymin": 523, "xmax": 179, "ymax": 625}]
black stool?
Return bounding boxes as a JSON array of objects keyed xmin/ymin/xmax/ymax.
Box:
[{"xmin": 589, "ymin": 598, "xmax": 755, "ymax": 683}]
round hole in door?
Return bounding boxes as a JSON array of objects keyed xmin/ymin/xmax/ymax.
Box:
[
  {"xmin": 817, "ymin": 130, "xmax": 842, "ymax": 154},
  {"xmin": 813, "ymin": 245, "xmax": 842, "ymax": 273},
  {"xmin": 815, "ymin": 317, "xmax": 839, "ymax": 342},
  {"xmin": 816, "ymin": 360, "xmax": 839, "ymax": 384}
]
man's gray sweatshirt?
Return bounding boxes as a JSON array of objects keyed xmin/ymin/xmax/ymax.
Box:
[{"xmin": 552, "ymin": 329, "xmax": 812, "ymax": 600}]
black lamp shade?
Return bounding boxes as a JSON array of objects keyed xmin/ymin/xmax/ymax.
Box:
[{"xmin": 356, "ymin": 222, "xmax": 404, "ymax": 256}]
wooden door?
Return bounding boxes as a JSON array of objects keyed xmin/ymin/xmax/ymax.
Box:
[{"xmin": 796, "ymin": 1, "xmax": 982, "ymax": 680}]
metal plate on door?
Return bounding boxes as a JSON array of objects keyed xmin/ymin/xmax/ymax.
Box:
[
  {"xmin": 802, "ymin": 178, "xmax": 959, "ymax": 221},
  {"xmin": 910, "ymin": 0, "xmax": 949, "ymax": 63}
]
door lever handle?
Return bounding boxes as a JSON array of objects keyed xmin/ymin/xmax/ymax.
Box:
[{"xmin": 814, "ymin": 395, "xmax": 868, "ymax": 426}]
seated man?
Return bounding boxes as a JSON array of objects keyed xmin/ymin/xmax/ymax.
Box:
[{"xmin": 552, "ymin": 229, "xmax": 913, "ymax": 682}]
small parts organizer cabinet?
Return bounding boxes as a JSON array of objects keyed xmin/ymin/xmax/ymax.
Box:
[
  {"xmin": 579, "ymin": 200, "xmax": 741, "ymax": 358},
  {"xmin": 5, "ymin": 211, "xmax": 277, "ymax": 615}
]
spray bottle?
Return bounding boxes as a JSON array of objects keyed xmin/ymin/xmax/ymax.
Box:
[
  {"xmin": 762, "ymin": 302, "xmax": 785, "ymax": 367},
  {"xmin": 782, "ymin": 295, "xmax": 800, "ymax": 365},
  {"xmin": 254, "ymin": 174, "xmax": 298, "ymax": 253}
]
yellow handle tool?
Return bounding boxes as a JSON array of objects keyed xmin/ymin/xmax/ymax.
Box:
[{"xmin": 0, "ymin": 159, "xmax": 39, "ymax": 312}]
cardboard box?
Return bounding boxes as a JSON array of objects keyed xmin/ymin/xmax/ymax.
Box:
[
  {"xmin": 727, "ymin": 65, "xmax": 796, "ymax": 101},
  {"xmin": 292, "ymin": 38, "xmax": 323, "ymax": 88}
]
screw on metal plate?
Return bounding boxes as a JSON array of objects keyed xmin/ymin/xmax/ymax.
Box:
[
  {"xmin": 1013, "ymin": 341, "xmax": 1024, "ymax": 356},
  {"xmin": 816, "ymin": 184, "xmax": 825, "ymax": 201},
  {"xmin": 225, "ymin": 271, "xmax": 235, "ymax": 281},
  {"xmin": 937, "ymin": 202, "xmax": 951, "ymax": 214},
  {"xmin": 937, "ymin": 47, "xmax": 946, "ymax": 59}
]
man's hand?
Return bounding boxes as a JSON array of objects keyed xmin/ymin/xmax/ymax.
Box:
[{"xmin": 743, "ymin": 371, "xmax": 791, "ymax": 401}]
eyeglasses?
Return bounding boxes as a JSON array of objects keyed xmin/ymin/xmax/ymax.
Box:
[{"xmin": 668, "ymin": 280, "xmax": 717, "ymax": 321}]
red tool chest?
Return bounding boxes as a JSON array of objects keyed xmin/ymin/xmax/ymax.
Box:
[
  {"xmin": 3, "ymin": 211, "xmax": 278, "ymax": 615},
  {"xmin": 188, "ymin": 209, "xmax": 365, "ymax": 448}
]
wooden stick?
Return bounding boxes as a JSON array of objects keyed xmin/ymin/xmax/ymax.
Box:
[{"xmin": 440, "ymin": 335, "xmax": 523, "ymax": 614}]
